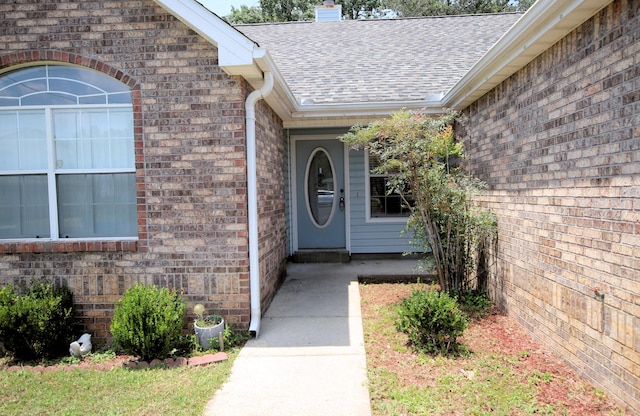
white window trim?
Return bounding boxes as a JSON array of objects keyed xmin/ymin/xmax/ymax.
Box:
[
  {"xmin": 0, "ymin": 104, "xmax": 136, "ymax": 242},
  {"xmin": 365, "ymin": 151, "xmax": 410, "ymax": 224},
  {"xmin": 303, "ymin": 146, "xmax": 337, "ymax": 229}
]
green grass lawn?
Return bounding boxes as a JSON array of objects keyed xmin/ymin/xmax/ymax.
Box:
[{"xmin": 0, "ymin": 350, "xmax": 237, "ymax": 416}]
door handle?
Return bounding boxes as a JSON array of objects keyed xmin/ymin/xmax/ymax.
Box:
[{"xmin": 339, "ymin": 189, "xmax": 345, "ymax": 211}]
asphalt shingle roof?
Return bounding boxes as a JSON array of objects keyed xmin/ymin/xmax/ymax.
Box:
[{"xmin": 236, "ymin": 14, "xmax": 522, "ymax": 105}]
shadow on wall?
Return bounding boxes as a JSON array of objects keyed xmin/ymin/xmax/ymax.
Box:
[{"xmin": 489, "ymin": 248, "xmax": 509, "ymax": 313}]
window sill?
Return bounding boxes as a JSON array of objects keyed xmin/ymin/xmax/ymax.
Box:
[
  {"xmin": 366, "ymin": 217, "xmax": 410, "ymax": 224},
  {"xmin": 0, "ymin": 240, "xmax": 138, "ymax": 254}
]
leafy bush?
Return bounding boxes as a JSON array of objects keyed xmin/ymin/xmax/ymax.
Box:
[
  {"xmin": 0, "ymin": 279, "xmax": 75, "ymax": 360},
  {"xmin": 458, "ymin": 289, "xmax": 492, "ymax": 319},
  {"xmin": 110, "ymin": 284, "xmax": 185, "ymax": 361},
  {"xmin": 395, "ymin": 287, "xmax": 468, "ymax": 355}
]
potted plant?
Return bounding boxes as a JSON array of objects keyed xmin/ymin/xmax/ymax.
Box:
[{"xmin": 193, "ymin": 304, "xmax": 224, "ymax": 350}]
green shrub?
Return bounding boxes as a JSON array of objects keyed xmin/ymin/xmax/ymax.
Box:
[
  {"xmin": 0, "ymin": 279, "xmax": 75, "ymax": 360},
  {"xmin": 110, "ymin": 284, "xmax": 185, "ymax": 361},
  {"xmin": 395, "ymin": 287, "xmax": 468, "ymax": 355},
  {"xmin": 458, "ymin": 289, "xmax": 492, "ymax": 319}
]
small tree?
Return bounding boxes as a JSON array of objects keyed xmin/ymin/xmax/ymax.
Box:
[{"xmin": 340, "ymin": 110, "xmax": 496, "ymax": 296}]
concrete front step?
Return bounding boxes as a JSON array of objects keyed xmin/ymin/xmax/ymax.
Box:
[{"xmin": 292, "ymin": 249, "xmax": 351, "ymax": 263}]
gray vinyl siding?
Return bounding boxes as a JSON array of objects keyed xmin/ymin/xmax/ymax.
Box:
[{"xmin": 348, "ymin": 150, "xmax": 414, "ymax": 254}]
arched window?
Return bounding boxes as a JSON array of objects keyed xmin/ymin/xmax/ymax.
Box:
[{"xmin": 0, "ymin": 65, "xmax": 136, "ymax": 240}]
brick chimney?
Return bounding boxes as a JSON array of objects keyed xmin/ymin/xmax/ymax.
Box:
[{"xmin": 314, "ymin": 1, "xmax": 342, "ymax": 22}]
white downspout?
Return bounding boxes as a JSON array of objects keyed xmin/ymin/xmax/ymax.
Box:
[{"xmin": 246, "ymin": 71, "xmax": 274, "ymax": 336}]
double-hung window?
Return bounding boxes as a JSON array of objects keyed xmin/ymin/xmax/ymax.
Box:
[
  {"xmin": 0, "ymin": 65, "xmax": 136, "ymax": 240},
  {"xmin": 366, "ymin": 153, "xmax": 413, "ymax": 220}
]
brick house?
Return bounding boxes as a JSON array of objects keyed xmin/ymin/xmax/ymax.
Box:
[
  {"xmin": 0, "ymin": 0, "xmax": 288, "ymax": 341},
  {"xmin": 0, "ymin": 0, "xmax": 638, "ymax": 411}
]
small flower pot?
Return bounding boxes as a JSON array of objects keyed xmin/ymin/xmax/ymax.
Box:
[{"xmin": 194, "ymin": 315, "xmax": 224, "ymax": 350}]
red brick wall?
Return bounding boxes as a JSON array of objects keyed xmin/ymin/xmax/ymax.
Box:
[
  {"xmin": 460, "ymin": 0, "xmax": 639, "ymax": 411},
  {"xmin": 0, "ymin": 0, "xmax": 286, "ymax": 342},
  {"xmin": 255, "ymin": 98, "xmax": 288, "ymax": 309}
]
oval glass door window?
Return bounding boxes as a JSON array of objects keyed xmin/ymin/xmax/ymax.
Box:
[{"xmin": 305, "ymin": 147, "xmax": 335, "ymax": 227}]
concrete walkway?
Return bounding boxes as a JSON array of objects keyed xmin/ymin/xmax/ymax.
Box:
[{"xmin": 203, "ymin": 259, "xmax": 421, "ymax": 416}]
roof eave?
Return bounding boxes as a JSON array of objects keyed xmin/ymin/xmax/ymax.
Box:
[
  {"xmin": 251, "ymin": 49, "xmax": 447, "ymax": 127},
  {"xmin": 152, "ymin": 0, "xmax": 263, "ymax": 79},
  {"xmin": 442, "ymin": 0, "xmax": 610, "ymax": 110},
  {"xmin": 251, "ymin": 48, "xmax": 297, "ymax": 121},
  {"xmin": 248, "ymin": 50, "xmax": 446, "ymax": 127},
  {"xmin": 283, "ymin": 100, "xmax": 444, "ymax": 129},
  {"xmin": 153, "ymin": 0, "xmax": 300, "ymax": 119},
  {"xmin": 155, "ymin": 0, "xmax": 609, "ymax": 128}
]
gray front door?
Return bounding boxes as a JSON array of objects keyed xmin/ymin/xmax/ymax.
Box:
[{"xmin": 295, "ymin": 139, "xmax": 346, "ymax": 249}]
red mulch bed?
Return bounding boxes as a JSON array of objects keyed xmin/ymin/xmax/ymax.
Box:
[{"xmin": 360, "ymin": 282, "xmax": 630, "ymax": 415}]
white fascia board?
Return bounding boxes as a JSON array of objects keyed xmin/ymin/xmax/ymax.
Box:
[
  {"xmin": 443, "ymin": 0, "xmax": 610, "ymax": 110},
  {"xmin": 153, "ymin": 0, "xmax": 260, "ymax": 77},
  {"xmin": 263, "ymin": 84, "xmax": 296, "ymax": 121},
  {"xmin": 283, "ymin": 101, "xmax": 444, "ymax": 128},
  {"xmin": 250, "ymin": 48, "xmax": 297, "ymax": 119},
  {"xmin": 285, "ymin": 117, "xmax": 381, "ymax": 129},
  {"xmin": 293, "ymin": 100, "xmax": 443, "ymax": 117}
]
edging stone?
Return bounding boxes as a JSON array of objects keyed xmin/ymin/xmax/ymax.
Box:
[{"xmin": 1, "ymin": 353, "xmax": 228, "ymax": 372}]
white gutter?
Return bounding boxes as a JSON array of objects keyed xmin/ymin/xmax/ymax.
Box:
[
  {"xmin": 291, "ymin": 99, "xmax": 443, "ymax": 118},
  {"xmin": 246, "ymin": 71, "xmax": 274, "ymax": 336}
]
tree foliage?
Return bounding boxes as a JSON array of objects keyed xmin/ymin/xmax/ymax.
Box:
[
  {"xmin": 225, "ymin": 0, "xmax": 533, "ymax": 23},
  {"xmin": 340, "ymin": 110, "xmax": 497, "ymax": 296},
  {"xmin": 226, "ymin": 0, "xmax": 384, "ymax": 23},
  {"xmin": 383, "ymin": 0, "xmax": 534, "ymax": 16},
  {"xmin": 260, "ymin": 0, "xmax": 314, "ymax": 22},
  {"xmin": 342, "ymin": 0, "xmax": 384, "ymax": 19},
  {"xmin": 227, "ymin": 5, "xmax": 266, "ymax": 24}
]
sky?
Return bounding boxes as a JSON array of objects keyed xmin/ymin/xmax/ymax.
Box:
[{"xmin": 199, "ymin": 0, "xmax": 258, "ymax": 17}]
